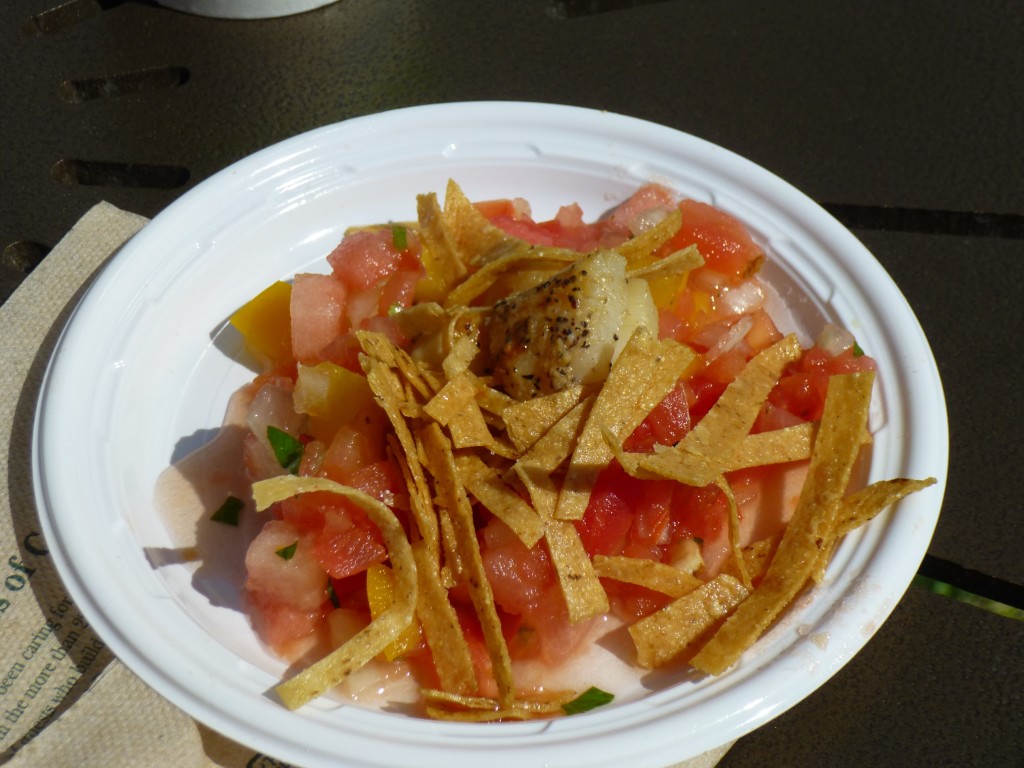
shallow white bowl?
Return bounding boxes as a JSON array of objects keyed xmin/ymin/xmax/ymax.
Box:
[{"xmin": 33, "ymin": 102, "xmax": 947, "ymax": 768}]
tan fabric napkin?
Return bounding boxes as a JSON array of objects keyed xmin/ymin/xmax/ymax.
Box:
[{"xmin": 0, "ymin": 203, "xmax": 732, "ymax": 768}]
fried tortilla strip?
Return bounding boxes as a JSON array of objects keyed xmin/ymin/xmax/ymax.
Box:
[
  {"xmin": 442, "ymin": 179, "xmax": 516, "ymax": 268},
  {"xmin": 722, "ymin": 421, "xmax": 873, "ymax": 473},
  {"xmin": 411, "ymin": 540, "xmax": 477, "ymax": 695},
  {"xmin": 810, "ymin": 476, "xmax": 938, "ymax": 583},
  {"xmin": 444, "ymin": 247, "xmax": 579, "ymax": 308},
  {"xmin": 503, "ymin": 383, "xmax": 585, "ymax": 454},
  {"xmin": 424, "ymin": 371, "xmax": 516, "ymax": 458},
  {"xmin": 416, "ymin": 191, "xmax": 468, "ymax": 302},
  {"xmin": 358, "ymin": 330, "xmax": 440, "ymax": 399},
  {"xmin": 544, "ymin": 519, "xmax": 610, "ymax": 623},
  {"xmin": 721, "ymin": 535, "xmax": 780, "ymax": 584},
  {"xmin": 627, "ymin": 243, "xmax": 703, "ymax": 281},
  {"xmin": 441, "ymin": 332, "xmax": 482, "ymax": 379},
  {"xmin": 629, "ymin": 574, "xmax": 750, "ymax": 669},
  {"xmin": 713, "ymin": 474, "xmax": 750, "ymax": 588},
  {"xmin": 616, "ymin": 207, "xmax": 683, "ymax": 265},
  {"xmin": 513, "ymin": 398, "xmax": 592, "ymax": 521},
  {"xmin": 611, "ymin": 334, "xmax": 802, "ymax": 487},
  {"xmin": 555, "ymin": 329, "xmax": 697, "ymax": 520},
  {"xmin": 455, "ymin": 453, "xmax": 545, "ymax": 547},
  {"xmin": 592, "ymin": 555, "xmax": 702, "ymax": 599},
  {"xmin": 422, "ymin": 688, "xmax": 575, "ymax": 722},
  {"xmin": 835, "ymin": 476, "xmax": 937, "ymax": 540},
  {"xmin": 251, "ymin": 476, "xmax": 417, "ymax": 709},
  {"xmin": 364, "ymin": 360, "xmax": 440, "ymax": 555},
  {"xmin": 420, "ymin": 422, "xmax": 515, "ymax": 707},
  {"xmin": 690, "ymin": 371, "xmax": 875, "ymax": 676}
]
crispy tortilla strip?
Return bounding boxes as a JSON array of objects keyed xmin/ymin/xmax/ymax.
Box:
[
  {"xmin": 810, "ymin": 476, "xmax": 938, "ymax": 583},
  {"xmin": 836, "ymin": 476, "xmax": 937, "ymax": 540},
  {"xmin": 420, "ymin": 423, "xmax": 515, "ymax": 707},
  {"xmin": 441, "ymin": 333, "xmax": 480, "ymax": 379},
  {"xmin": 364, "ymin": 361, "xmax": 440, "ymax": 554},
  {"xmin": 455, "ymin": 453, "xmax": 545, "ymax": 547},
  {"xmin": 722, "ymin": 421, "xmax": 872, "ymax": 473},
  {"xmin": 442, "ymin": 179, "xmax": 516, "ymax": 268},
  {"xmin": 358, "ymin": 330, "xmax": 440, "ymax": 399},
  {"xmin": 629, "ymin": 574, "xmax": 750, "ymax": 669},
  {"xmin": 422, "ymin": 688, "xmax": 575, "ymax": 722},
  {"xmin": 252, "ymin": 476, "xmax": 417, "ymax": 709},
  {"xmin": 411, "ymin": 540, "xmax": 477, "ymax": 695},
  {"xmin": 592, "ymin": 555, "xmax": 701, "ymax": 598},
  {"xmin": 616, "ymin": 207, "xmax": 683, "ymax": 265},
  {"xmin": 424, "ymin": 371, "xmax": 517, "ymax": 458},
  {"xmin": 612, "ymin": 334, "xmax": 802, "ymax": 487},
  {"xmin": 416, "ymin": 191, "xmax": 468, "ymax": 302},
  {"xmin": 503, "ymin": 384, "xmax": 585, "ymax": 454},
  {"xmin": 713, "ymin": 474, "xmax": 751, "ymax": 588},
  {"xmin": 722, "ymin": 422, "xmax": 816, "ymax": 471},
  {"xmin": 444, "ymin": 247, "xmax": 579, "ymax": 308},
  {"xmin": 628, "ymin": 243, "xmax": 703, "ymax": 281},
  {"xmin": 514, "ymin": 398, "xmax": 592, "ymax": 521},
  {"xmin": 689, "ymin": 371, "xmax": 875, "ymax": 676},
  {"xmin": 555, "ymin": 329, "xmax": 698, "ymax": 520},
  {"xmin": 721, "ymin": 535, "xmax": 780, "ymax": 584},
  {"xmin": 544, "ymin": 519, "xmax": 610, "ymax": 623}
]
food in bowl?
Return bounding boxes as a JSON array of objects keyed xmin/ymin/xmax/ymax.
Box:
[{"xmin": 220, "ymin": 179, "xmax": 934, "ymax": 720}]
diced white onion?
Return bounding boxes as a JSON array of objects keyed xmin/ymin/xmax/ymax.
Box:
[
  {"xmin": 629, "ymin": 205, "xmax": 672, "ymax": 235},
  {"xmin": 816, "ymin": 323, "xmax": 855, "ymax": 356},
  {"xmin": 705, "ymin": 315, "xmax": 754, "ymax": 363},
  {"xmin": 720, "ymin": 280, "xmax": 765, "ymax": 317}
]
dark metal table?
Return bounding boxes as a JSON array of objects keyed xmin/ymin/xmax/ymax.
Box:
[{"xmin": 3, "ymin": 1, "xmax": 1022, "ymax": 765}]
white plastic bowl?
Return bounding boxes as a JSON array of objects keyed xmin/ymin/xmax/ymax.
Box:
[{"xmin": 33, "ymin": 102, "xmax": 947, "ymax": 768}]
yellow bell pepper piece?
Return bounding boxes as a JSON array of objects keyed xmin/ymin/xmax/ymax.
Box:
[
  {"xmin": 366, "ymin": 563, "xmax": 422, "ymax": 661},
  {"xmin": 229, "ymin": 281, "xmax": 293, "ymax": 371},
  {"xmin": 294, "ymin": 361, "xmax": 383, "ymax": 441}
]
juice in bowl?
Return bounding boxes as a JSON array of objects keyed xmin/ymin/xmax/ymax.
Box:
[{"xmin": 33, "ymin": 103, "xmax": 947, "ymax": 767}]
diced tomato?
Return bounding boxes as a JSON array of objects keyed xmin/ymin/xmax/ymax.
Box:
[
  {"xmin": 246, "ymin": 590, "xmax": 323, "ymax": 655},
  {"xmin": 576, "ymin": 462, "xmax": 636, "ymax": 556},
  {"xmin": 327, "ymin": 228, "xmax": 410, "ymax": 291},
  {"xmin": 290, "ymin": 273, "xmax": 349, "ymax": 364},
  {"xmin": 480, "ymin": 519, "xmax": 557, "ymax": 614},
  {"xmin": 663, "ymin": 200, "xmax": 765, "ymax": 279},
  {"xmin": 768, "ymin": 345, "xmax": 877, "ymax": 422},
  {"xmin": 745, "ymin": 308, "xmax": 783, "ymax": 352},
  {"xmin": 625, "ymin": 380, "xmax": 691, "ymax": 452},
  {"xmin": 604, "ymin": 183, "xmax": 677, "ymax": 234},
  {"xmin": 686, "ymin": 376, "xmax": 727, "ymax": 425},
  {"xmin": 668, "ymin": 483, "xmax": 728, "ymax": 543},
  {"xmin": 319, "ymin": 424, "xmax": 378, "ymax": 483},
  {"xmin": 313, "ymin": 502, "xmax": 388, "ymax": 579}
]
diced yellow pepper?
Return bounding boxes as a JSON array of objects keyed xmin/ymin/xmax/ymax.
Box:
[
  {"xmin": 648, "ymin": 272, "xmax": 687, "ymax": 310},
  {"xmin": 294, "ymin": 362, "xmax": 382, "ymax": 441},
  {"xmin": 229, "ymin": 281, "xmax": 293, "ymax": 371},
  {"xmin": 366, "ymin": 563, "xmax": 422, "ymax": 661}
]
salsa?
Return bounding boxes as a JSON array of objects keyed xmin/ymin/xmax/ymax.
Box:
[{"xmin": 229, "ymin": 181, "xmax": 885, "ymax": 715}]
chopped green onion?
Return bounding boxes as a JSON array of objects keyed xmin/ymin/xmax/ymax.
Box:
[
  {"xmin": 852, "ymin": 341, "xmax": 865, "ymax": 357},
  {"xmin": 392, "ymin": 224, "xmax": 408, "ymax": 251},
  {"xmin": 327, "ymin": 579, "xmax": 340, "ymax": 608},
  {"xmin": 275, "ymin": 540, "xmax": 299, "ymax": 561},
  {"xmin": 210, "ymin": 495, "xmax": 244, "ymax": 526},
  {"xmin": 561, "ymin": 686, "xmax": 614, "ymax": 715},
  {"xmin": 267, "ymin": 426, "xmax": 304, "ymax": 474}
]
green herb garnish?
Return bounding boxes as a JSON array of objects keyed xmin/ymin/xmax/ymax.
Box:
[
  {"xmin": 392, "ymin": 224, "xmax": 408, "ymax": 250},
  {"xmin": 275, "ymin": 540, "xmax": 299, "ymax": 561},
  {"xmin": 561, "ymin": 686, "xmax": 614, "ymax": 715},
  {"xmin": 852, "ymin": 341, "xmax": 865, "ymax": 357},
  {"xmin": 267, "ymin": 426, "xmax": 304, "ymax": 474},
  {"xmin": 210, "ymin": 495, "xmax": 244, "ymax": 526},
  {"xmin": 327, "ymin": 579, "xmax": 340, "ymax": 608}
]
